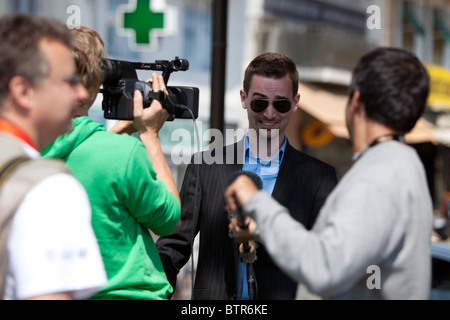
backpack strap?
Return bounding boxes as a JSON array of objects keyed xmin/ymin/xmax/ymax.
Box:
[
  {"xmin": 0, "ymin": 156, "xmax": 69, "ymax": 299},
  {"xmin": 0, "ymin": 156, "xmax": 30, "ymax": 186}
]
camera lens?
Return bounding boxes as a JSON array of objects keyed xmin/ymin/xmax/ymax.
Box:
[{"xmin": 102, "ymin": 59, "xmax": 123, "ymax": 83}]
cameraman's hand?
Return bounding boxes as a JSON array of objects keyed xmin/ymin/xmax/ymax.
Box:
[
  {"xmin": 133, "ymin": 73, "xmax": 181, "ymax": 209},
  {"xmin": 133, "ymin": 73, "xmax": 170, "ymax": 137}
]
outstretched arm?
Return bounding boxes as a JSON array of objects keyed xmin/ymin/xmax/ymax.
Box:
[{"xmin": 132, "ymin": 73, "xmax": 180, "ymax": 207}]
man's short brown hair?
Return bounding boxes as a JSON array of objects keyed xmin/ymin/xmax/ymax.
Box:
[
  {"xmin": 243, "ymin": 52, "xmax": 299, "ymax": 98},
  {"xmin": 0, "ymin": 14, "xmax": 73, "ymax": 103}
]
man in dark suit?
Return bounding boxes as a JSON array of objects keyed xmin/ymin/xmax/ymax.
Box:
[{"xmin": 156, "ymin": 52, "xmax": 337, "ymax": 300}]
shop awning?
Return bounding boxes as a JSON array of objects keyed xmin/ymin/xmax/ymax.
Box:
[
  {"xmin": 426, "ymin": 64, "xmax": 450, "ymax": 111},
  {"xmin": 298, "ymin": 83, "xmax": 438, "ymax": 144}
]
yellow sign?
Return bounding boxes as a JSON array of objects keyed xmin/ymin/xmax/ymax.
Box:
[
  {"xmin": 302, "ymin": 120, "xmax": 334, "ymax": 148},
  {"xmin": 426, "ymin": 64, "xmax": 450, "ymax": 110}
]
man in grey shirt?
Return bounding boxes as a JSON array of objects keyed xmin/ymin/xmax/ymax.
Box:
[{"xmin": 224, "ymin": 47, "xmax": 433, "ymax": 299}]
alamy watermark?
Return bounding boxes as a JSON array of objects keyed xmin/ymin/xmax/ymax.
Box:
[
  {"xmin": 366, "ymin": 5, "xmax": 382, "ymax": 30},
  {"xmin": 170, "ymin": 124, "xmax": 283, "ymax": 166},
  {"xmin": 66, "ymin": 5, "xmax": 81, "ymax": 29},
  {"xmin": 366, "ymin": 265, "xmax": 381, "ymax": 290}
]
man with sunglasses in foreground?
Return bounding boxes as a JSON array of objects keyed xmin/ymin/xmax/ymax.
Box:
[{"xmin": 157, "ymin": 52, "xmax": 338, "ymax": 300}]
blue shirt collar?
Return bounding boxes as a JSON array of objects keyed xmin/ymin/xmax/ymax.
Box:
[{"xmin": 243, "ymin": 134, "xmax": 287, "ymax": 166}]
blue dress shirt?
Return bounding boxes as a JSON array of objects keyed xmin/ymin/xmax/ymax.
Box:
[{"xmin": 236, "ymin": 134, "xmax": 287, "ymax": 300}]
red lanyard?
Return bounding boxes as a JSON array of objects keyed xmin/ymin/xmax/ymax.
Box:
[{"xmin": 0, "ymin": 119, "xmax": 36, "ymax": 149}]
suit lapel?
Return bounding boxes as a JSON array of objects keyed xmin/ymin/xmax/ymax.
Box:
[
  {"xmin": 272, "ymin": 142, "xmax": 303, "ymax": 203},
  {"xmin": 216, "ymin": 140, "xmax": 243, "ymax": 293},
  {"xmin": 218, "ymin": 139, "xmax": 244, "ymax": 193}
]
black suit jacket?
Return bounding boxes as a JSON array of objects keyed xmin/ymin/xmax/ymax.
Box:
[{"xmin": 156, "ymin": 139, "xmax": 337, "ymax": 299}]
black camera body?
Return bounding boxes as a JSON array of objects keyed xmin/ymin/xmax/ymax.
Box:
[{"xmin": 101, "ymin": 57, "xmax": 199, "ymax": 120}]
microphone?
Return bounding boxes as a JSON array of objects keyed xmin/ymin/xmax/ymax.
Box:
[
  {"xmin": 226, "ymin": 170, "xmax": 262, "ymax": 301},
  {"xmin": 226, "ymin": 171, "xmax": 263, "ymax": 228}
]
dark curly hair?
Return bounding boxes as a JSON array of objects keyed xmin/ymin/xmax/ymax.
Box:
[{"xmin": 349, "ymin": 47, "xmax": 429, "ymax": 133}]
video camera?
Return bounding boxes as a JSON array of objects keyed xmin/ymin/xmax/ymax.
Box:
[{"xmin": 101, "ymin": 57, "xmax": 199, "ymax": 121}]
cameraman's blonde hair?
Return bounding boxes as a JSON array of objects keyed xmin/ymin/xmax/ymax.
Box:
[{"xmin": 71, "ymin": 26, "xmax": 105, "ymax": 112}]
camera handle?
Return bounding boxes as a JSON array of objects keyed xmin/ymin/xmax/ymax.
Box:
[
  {"xmin": 134, "ymin": 81, "xmax": 177, "ymax": 120},
  {"xmin": 147, "ymin": 90, "xmax": 176, "ymax": 121}
]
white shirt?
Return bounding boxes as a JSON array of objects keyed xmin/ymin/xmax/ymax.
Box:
[{"xmin": 3, "ymin": 143, "xmax": 107, "ymax": 300}]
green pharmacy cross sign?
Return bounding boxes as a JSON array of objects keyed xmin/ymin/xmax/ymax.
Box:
[{"xmin": 118, "ymin": 0, "xmax": 168, "ymax": 50}]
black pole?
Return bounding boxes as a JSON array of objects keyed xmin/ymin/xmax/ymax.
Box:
[{"xmin": 210, "ymin": 0, "xmax": 228, "ymax": 141}]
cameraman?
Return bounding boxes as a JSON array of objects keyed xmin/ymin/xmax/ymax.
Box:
[{"xmin": 42, "ymin": 26, "xmax": 180, "ymax": 300}]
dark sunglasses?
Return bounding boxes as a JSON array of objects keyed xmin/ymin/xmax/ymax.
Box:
[{"xmin": 250, "ymin": 99, "xmax": 292, "ymax": 113}]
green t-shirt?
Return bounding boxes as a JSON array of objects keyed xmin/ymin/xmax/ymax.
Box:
[{"xmin": 43, "ymin": 116, "xmax": 180, "ymax": 299}]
